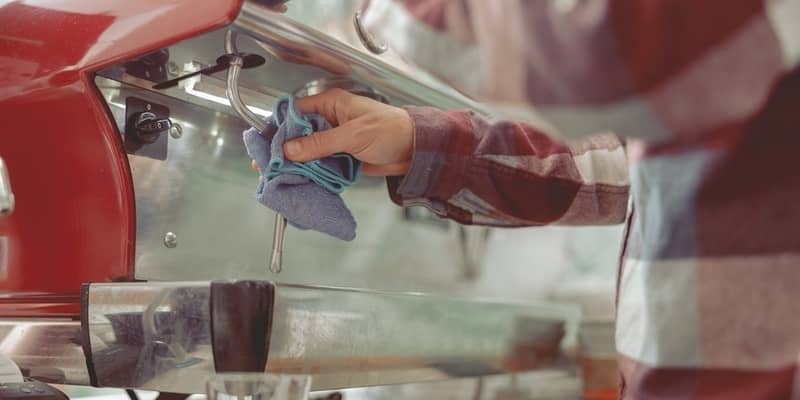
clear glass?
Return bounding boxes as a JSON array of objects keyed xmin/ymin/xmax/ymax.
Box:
[{"xmin": 206, "ymin": 373, "xmax": 311, "ymax": 400}]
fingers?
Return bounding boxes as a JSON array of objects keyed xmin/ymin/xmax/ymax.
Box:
[
  {"xmin": 283, "ymin": 124, "xmax": 353, "ymax": 162},
  {"xmin": 251, "ymin": 160, "xmax": 259, "ymax": 172},
  {"xmin": 294, "ymin": 88, "xmax": 350, "ymax": 124}
]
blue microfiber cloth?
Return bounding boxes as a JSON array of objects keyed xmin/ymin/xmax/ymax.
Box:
[{"xmin": 243, "ymin": 96, "xmax": 361, "ymax": 241}]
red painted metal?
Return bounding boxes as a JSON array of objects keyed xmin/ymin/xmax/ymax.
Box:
[{"xmin": 0, "ymin": 0, "xmax": 242, "ymax": 316}]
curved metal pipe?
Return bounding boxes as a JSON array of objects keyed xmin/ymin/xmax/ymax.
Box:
[
  {"xmin": 224, "ymin": 29, "xmax": 239, "ymax": 54},
  {"xmin": 224, "ymin": 30, "xmax": 286, "ymax": 273},
  {"xmin": 353, "ymin": 10, "xmax": 387, "ymax": 55},
  {"xmin": 225, "ymin": 34, "xmax": 267, "ymax": 132}
]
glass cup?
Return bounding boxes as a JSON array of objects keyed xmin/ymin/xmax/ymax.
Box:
[{"xmin": 206, "ymin": 373, "xmax": 311, "ymax": 400}]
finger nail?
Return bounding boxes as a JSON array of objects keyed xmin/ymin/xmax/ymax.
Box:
[{"xmin": 285, "ymin": 141, "xmax": 301, "ymax": 157}]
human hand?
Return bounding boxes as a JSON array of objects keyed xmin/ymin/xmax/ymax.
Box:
[{"xmin": 282, "ymin": 89, "xmax": 414, "ymax": 176}]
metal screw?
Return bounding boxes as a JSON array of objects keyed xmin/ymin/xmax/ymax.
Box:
[
  {"xmin": 163, "ymin": 232, "xmax": 178, "ymax": 248},
  {"xmin": 169, "ymin": 123, "xmax": 183, "ymax": 139},
  {"xmin": 146, "ymin": 104, "xmax": 152, "ymax": 111}
]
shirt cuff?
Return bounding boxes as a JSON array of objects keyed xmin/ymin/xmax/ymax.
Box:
[{"xmin": 387, "ymin": 106, "xmax": 458, "ymax": 207}]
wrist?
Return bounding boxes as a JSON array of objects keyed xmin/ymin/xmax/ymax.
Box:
[{"xmin": 398, "ymin": 108, "xmax": 414, "ymax": 167}]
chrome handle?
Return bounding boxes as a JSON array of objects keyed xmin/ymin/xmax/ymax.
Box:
[
  {"xmin": 0, "ymin": 157, "xmax": 14, "ymax": 216},
  {"xmin": 354, "ymin": 10, "xmax": 387, "ymax": 55},
  {"xmin": 224, "ymin": 30, "xmax": 287, "ymax": 273}
]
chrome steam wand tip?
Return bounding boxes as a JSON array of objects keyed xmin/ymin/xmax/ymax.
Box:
[{"xmin": 269, "ymin": 214, "xmax": 287, "ymax": 273}]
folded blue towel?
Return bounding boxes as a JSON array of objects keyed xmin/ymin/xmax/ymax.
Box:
[{"xmin": 243, "ymin": 96, "xmax": 361, "ymax": 241}]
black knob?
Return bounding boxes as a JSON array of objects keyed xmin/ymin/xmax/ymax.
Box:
[{"xmin": 133, "ymin": 111, "xmax": 172, "ymax": 143}]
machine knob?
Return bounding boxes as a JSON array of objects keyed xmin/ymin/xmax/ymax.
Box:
[{"xmin": 133, "ymin": 111, "xmax": 172, "ymax": 143}]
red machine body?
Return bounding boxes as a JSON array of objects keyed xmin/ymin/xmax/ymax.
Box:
[{"xmin": 0, "ymin": 0, "xmax": 241, "ymax": 316}]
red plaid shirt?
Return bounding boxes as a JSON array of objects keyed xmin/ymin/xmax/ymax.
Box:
[{"xmin": 370, "ymin": 0, "xmax": 800, "ymax": 398}]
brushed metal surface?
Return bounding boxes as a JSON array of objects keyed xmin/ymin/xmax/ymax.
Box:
[
  {"xmin": 94, "ymin": 0, "xmax": 492, "ymax": 288},
  {"xmin": 232, "ymin": 1, "xmax": 486, "ymax": 111},
  {"xmin": 97, "ymin": 80, "xmax": 486, "ymax": 289},
  {"xmin": 83, "ymin": 281, "xmax": 579, "ymax": 392}
]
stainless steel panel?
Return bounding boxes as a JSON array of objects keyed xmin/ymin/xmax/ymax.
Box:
[
  {"xmin": 267, "ymin": 284, "xmax": 578, "ymax": 390},
  {"xmin": 84, "ymin": 281, "xmax": 579, "ymax": 393},
  {"xmin": 93, "ymin": 0, "xmax": 508, "ymax": 344},
  {"xmin": 93, "ymin": 0, "xmax": 494, "ymax": 286},
  {"xmin": 97, "ymin": 80, "xmax": 488, "ymax": 290},
  {"xmin": 0, "ymin": 320, "xmax": 89, "ymax": 385},
  {"xmin": 97, "ymin": 3, "xmax": 487, "ymax": 118},
  {"xmin": 232, "ymin": 1, "xmax": 486, "ymax": 111}
]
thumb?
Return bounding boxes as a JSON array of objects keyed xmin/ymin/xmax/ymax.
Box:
[{"xmin": 283, "ymin": 124, "xmax": 353, "ymax": 162}]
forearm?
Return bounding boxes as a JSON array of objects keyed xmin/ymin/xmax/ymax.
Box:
[{"xmin": 388, "ymin": 107, "xmax": 630, "ymax": 226}]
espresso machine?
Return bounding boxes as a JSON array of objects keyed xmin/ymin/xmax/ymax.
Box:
[{"xmin": 0, "ymin": 1, "xmax": 581, "ymax": 398}]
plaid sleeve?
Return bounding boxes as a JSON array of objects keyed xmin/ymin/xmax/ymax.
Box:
[
  {"xmin": 387, "ymin": 106, "xmax": 630, "ymax": 226},
  {"xmin": 382, "ymin": 0, "xmax": 800, "ymax": 227}
]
